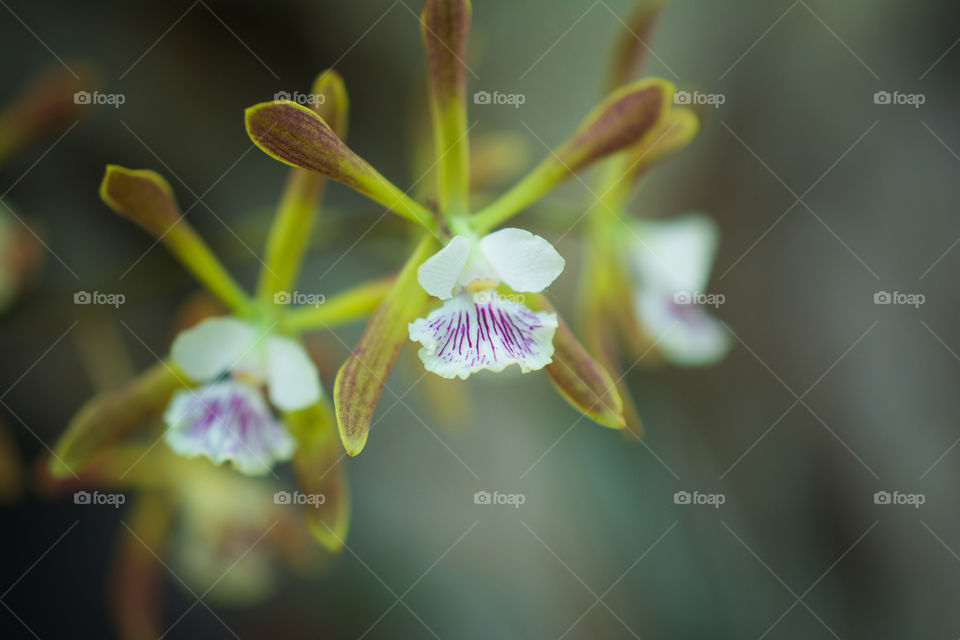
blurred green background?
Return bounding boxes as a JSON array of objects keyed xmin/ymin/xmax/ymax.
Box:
[{"xmin": 1, "ymin": 0, "xmax": 959, "ymax": 638}]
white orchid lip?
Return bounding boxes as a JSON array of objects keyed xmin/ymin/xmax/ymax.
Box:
[
  {"xmin": 164, "ymin": 380, "xmax": 296, "ymax": 475},
  {"xmin": 409, "ymin": 289, "xmax": 558, "ymax": 379},
  {"xmin": 410, "ymin": 227, "xmax": 565, "ymax": 379},
  {"xmin": 170, "ymin": 316, "xmax": 321, "ymax": 412}
]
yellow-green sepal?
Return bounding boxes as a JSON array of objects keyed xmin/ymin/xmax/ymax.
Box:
[
  {"xmin": 286, "ymin": 399, "xmax": 350, "ymax": 552},
  {"xmin": 282, "ymin": 275, "xmax": 395, "ymax": 332},
  {"xmin": 471, "ymin": 78, "xmax": 674, "ymax": 232},
  {"xmin": 50, "ymin": 361, "xmax": 186, "ymax": 477},
  {"xmin": 421, "ymin": 0, "xmax": 472, "ymax": 215},
  {"xmin": 531, "ymin": 295, "xmax": 625, "ymax": 430},
  {"xmin": 99, "ymin": 166, "xmax": 250, "ymax": 312},
  {"xmin": 333, "ymin": 235, "xmax": 435, "ymax": 455},
  {"xmin": 244, "ymin": 101, "xmax": 436, "ymax": 231},
  {"xmin": 256, "ymin": 71, "xmax": 350, "ymax": 303}
]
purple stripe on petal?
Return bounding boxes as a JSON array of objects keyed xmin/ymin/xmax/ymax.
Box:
[
  {"xmin": 408, "ymin": 291, "xmax": 559, "ymax": 379},
  {"xmin": 164, "ymin": 381, "xmax": 296, "ymax": 475}
]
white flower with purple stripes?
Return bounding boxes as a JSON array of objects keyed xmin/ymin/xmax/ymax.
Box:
[
  {"xmin": 408, "ymin": 228, "xmax": 565, "ymax": 379},
  {"xmin": 163, "ymin": 317, "xmax": 322, "ymax": 475}
]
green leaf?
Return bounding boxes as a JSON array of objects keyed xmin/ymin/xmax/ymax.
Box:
[
  {"xmin": 421, "ymin": 0, "xmax": 472, "ymax": 215},
  {"xmin": 333, "ymin": 235, "xmax": 435, "ymax": 455},
  {"xmin": 471, "ymin": 78, "xmax": 673, "ymax": 232},
  {"xmin": 287, "ymin": 400, "xmax": 350, "ymax": 552},
  {"xmin": 100, "ymin": 166, "xmax": 249, "ymax": 311},
  {"xmin": 245, "ymin": 101, "xmax": 436, "ymax": 231},
  {"xmin": 51, "ymin": 361, "xmax": 185, "ymax": 477}
]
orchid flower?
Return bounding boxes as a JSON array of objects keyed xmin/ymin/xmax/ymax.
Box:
[
  {"xmin": 50, "ymin": 71, "xmax": 377, "ymax": 550},
  {"xmin": 244, "ymin": 0, "xmax": 677, "ymax": 454},
  {"xmin": 409, "ymin": 228, "xmax": 565, "ymax": 378},
  {"xmin": 627, "ymin": 214, "xmax": 730, "ymax": 366},
  {"xmin": 163, "ymin": 315, "xmax": 320, "ymax": 474},
  {"xmin": 575, "ymin": 0, "xmax": 731, "ymax": 434},
  {"xmin": 38, "ymin": 442, "xmax": 325, "ymax": 638}
]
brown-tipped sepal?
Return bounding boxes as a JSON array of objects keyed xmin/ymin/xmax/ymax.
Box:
[
  {"xmin": 333, "ymin": 237, "xmax": 434, "ymax": 455},
  {"xmin": 100, "ymin": 165, "xmax": 182, "ymax": 239},
  {"xmin": 51, "ymin": 362, "xmax": 185, "ymax": 477},
  {"xmin": 607, "ymin": 0, "xmax": 667, "ymax": 90},
  {"xmin": 535, "ymin": 296, "xmax": 625, "ymax": 429}
]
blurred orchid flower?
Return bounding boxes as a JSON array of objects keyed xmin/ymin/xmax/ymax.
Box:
[
  {"xmin": 628, "ymin": 214, "xmax": 729, "ymax": 366},
  {"xmin": 50, "ymin": 71, "xmax": 374, "ymax": 550},
  {"xmin": 164, "ymin": 316, "xmax": 320, "ymax": 474},
  {"xmin": 244, "ymin": 0, "xmax": 677, "ymax": 453},
  {"xmin": 38, "ymin": 442, "xmax": 325, "ymax": 637},
  {"xmin": 576, "ymin": 0, "xmax": 731, "ymax": 434}
]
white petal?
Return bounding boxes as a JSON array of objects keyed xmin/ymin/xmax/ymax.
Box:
[
  {"xmin": 634, "ymin": 292, "xmax": 730, "ymax": 367},
  {"xmin": 479, "ymin": 228, "xmax": 565, "ymax": 293},
  {"xmin": 417, "ymin": 235, "xmax": 472, "ymax": 299},
  {"xmin": 163, "ymin": 381, "xmax": 296, "ymax": 475},
  {"xmin": 264, "ymin": 335, "xmax": 322, "ymax": 411},
  {"xmin": 170, "ymin": 317, "xmax": 258, "ymax": 383},
  {"xmin": 408, "ymin": 290, "xmax": 558, "ymax": 379},
  {"xmin": 630, "ymin": 214, "xmax": 719, "ymax": 294}
]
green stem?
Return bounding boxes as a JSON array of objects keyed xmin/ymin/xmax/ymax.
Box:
[
  {"xmin": 282, "ymin": 275, "xmax": 396, "ymax": 332},
  {"xmin": 256, "ymin": 168, "xmax": 325, "ymax": 302}
]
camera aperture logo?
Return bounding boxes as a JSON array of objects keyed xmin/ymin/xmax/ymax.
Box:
[
  {"xmin": 274, "ymin": 290, "xmax": 326, "ymax": 308},
  {"xmin": 873, "ymin": 90, "xmax": 924, "ymax": 109},
  {"xmin": 473, "ymin": 490, "xmax": 525, "ymax": 508},
  {"xmin": 674, "ymin": 90, "xmax": 725, "ymax": 109},
  {"xmin": 74, "ymin": 90, "xmax": 125, "ymax": 109},
  {"xmin": 673, "ymin": 290, "xmax": 725, "ymax": 308},
  {"xmin": 74, "ymin": 290, "xmax": 125, "ymax": 308},
  {"xmin": 273, "ymin": 90, "xmax": 326, "ymax": 107},
  {"xmin": 873, "ymin": 290, "xmax": 924, "ymax": 308},
  {"xmin": 473, "ymin": 90, "xmax": 525, "ymax": 109},
  {"xmin": 274, "ymin": 490, "xmax": 326, "ymax": 508},
  {"xmin": 673, "ymin": 490, "xmax": 725, "ymax": 509},
  {"xmin": 873, "ymin": 490, "xmax": 924, "ymax": 509},
  {"xmin": 74, "ymin": 490, "xmax": 125, "ymax": 508}
]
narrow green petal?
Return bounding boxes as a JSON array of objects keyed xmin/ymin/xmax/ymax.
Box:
[
  {"xmin": 607, "ymin": 0, "xmax": 667, "ymax": 90},
  {"xmin": 533, "ymin": 295, "xmax": 624, "ymax": 430},
  {"xmin": 245, "ymin": 102, "xmax": 436, "ymax": 231},
  {"xmin": 110, "ymin": 495, "xmax": 174, "ymax": 640},
  {"xmin": 471, "ymin": 78, "xmax": 673, "ymax": 232},
  {"xmin": 100, "ymin": 166, "xmax": 250, "ymax": 311},
  {"xmin": 282, "ymin": 275, "xmax": 395, "ymax": 332},
  {"xmin": 256, "ymin": 71, "xmax": 350, "ymax": 302},
  {"xmin": 578, "ymin": 278, "xmax": 644, "ymax": 437},
  {"xmin": 421, "ymin": 0, "xmax": 472, "ymax": 215},
  {"xmin": 286, "ymin": 400, "xmax": 350, "ymax": 552},
  {"xmin": 51, "ymin": 361, "xmax": 185, "ymax": 477},
  {"xmin": 333, "ymin": 236, "xmax": 435, "ymax": 455}
]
